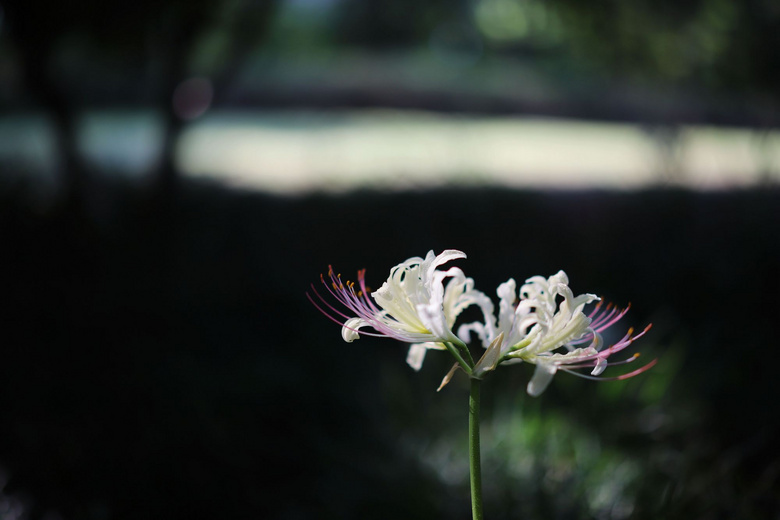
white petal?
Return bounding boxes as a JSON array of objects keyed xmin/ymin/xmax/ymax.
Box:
[
  {"xmin": 406, "ymin": 344, "xmax": 428, "ymax": 371},
  {"xmin": 418, "ymin": 301, "xmax": 459, "ymax": 344},
  {"xmin": 571, "ymin": 293, "xmax": 600, "ymax": 311},
  {"xmin": 442, "ymin": 270, "xmax": 469, "ymax": 316},
  {"xmin": 549, "ymin": 270, "xmax": 569, "ymax": 286},
  {"xmin": 430, "ymin": 249, "xmax": 467, "ymax": 270},
  {"xmin": 527, "ymin": 362, "xmax": 558, "ymax": 397},
  {"xmin": 370, "ymin": 251, "xmax": 470, "ymax": 345},
  {"xmin": 342, "ymin": 317, "xmax": 367, "ymax": 343},
  {"xmin": 516, "ymin": 299, "xmax": 537, "ymax": 314},
  {"xmin": 447, "ymin": 278, "xmax": 496, "ymax": 346},
  {"xmin": 497, "ymin": 279, "xmax": 518, "ymax": 335},
  {"xmin": 457, "ymin": 321, "xmax": 490, "ymax": 346},
  {"xmin": 591, "ymin": 356, "xmax": 608, "ymax": 376}
]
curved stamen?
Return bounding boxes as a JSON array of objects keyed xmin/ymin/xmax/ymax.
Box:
[
  {"xmin": 562, "ymin": 352, "xmax": 642, "ymax": 370},
  {"xmin": 590, "ymin": 303, "xmax": 630, "ymax": 332},
  {"xmin": 308, "ymin": 250, "xmax": 479, "ymax": 349},
  {"xmin": 560, "ymin": 358, "xmax": 657, "ymax": 381}
]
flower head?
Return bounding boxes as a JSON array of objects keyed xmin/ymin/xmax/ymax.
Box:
[
  {"xmin": 308, "ymin": 250, "xmax": 494, "ymax": 371},
  {"xmin": 465, "ymin": 270, "xmax": 655, "ymax": 396}
]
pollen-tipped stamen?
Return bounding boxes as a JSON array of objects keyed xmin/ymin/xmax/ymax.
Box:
[
  {"xmin": 560, "ymin": 357, "xmax": 658, "ymax": 381},
  {"xmin": 563, "ymin": 352, "xmax": 642, "ymax": 370},
  {"xmin": 589, "ymin": 302, "xmax": 630, "ymax": 332}
]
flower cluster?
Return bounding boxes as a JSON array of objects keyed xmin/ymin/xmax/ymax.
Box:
[{"xmin": 308, "ymin": 250, "xmax": 655, "ymax": 396}]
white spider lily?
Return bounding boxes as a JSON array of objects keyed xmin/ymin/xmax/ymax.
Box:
[
  {"xmin": 461, "ymin": 271, "xmax": 654, "ymax": 396},
  {"xmin": 308, "ymin": 250, "xmax": 494, "ymax": 371}
]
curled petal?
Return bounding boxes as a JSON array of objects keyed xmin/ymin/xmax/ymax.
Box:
[
  {"xmin": 446, "ymin": 273, "xmax": 496, "ymax": 345},
  {"xmin": 474, "ymin": 269, "xmax": 654, "ymax": 395},
  {"xmin": 313, "ymin": 250, "xmax": 474, "ymax": 346},
  {"xmin": 342, "ymin": 317, "xmax": 368, "ymax": 342},
  {"xmin": 457, "ymin": 321, "xmax": 491, "ymax": 348},
  {"xmin": 591, "ymin": 356, "xmax": 608, "ymax": 376},
  {"xmin": 426, "ymin": 249, "xmax": 467, "ymax": 273}
]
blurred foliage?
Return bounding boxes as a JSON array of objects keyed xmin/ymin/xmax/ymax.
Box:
[
  {"xmin": 0, "ymin": 0, "xmax": 777, "ymax": 202},
  {"xmin": 325, "ymin": 0, "xmax": 779, "ymax": 97},
  {"xmin": 1, "ymin": 0, "xmax": 778, "ymax": 105}
]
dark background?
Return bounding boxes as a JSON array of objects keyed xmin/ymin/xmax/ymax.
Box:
[{"xmin": 0, "ymin": 1, "xmax": 779, "ymax": 519}]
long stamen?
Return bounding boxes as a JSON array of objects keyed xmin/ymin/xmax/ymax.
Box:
[
  {"xmin": 560, "ymin": 358, "xmax": 657, "ymax": 381},
  {"xmin": 308, "ymin": 283, "xmax": 358, "ymax": 321},
  {"xmin": 586, "ymin": 300, "xmax": 604, "ymax": 319},
  {"xmin": 563, "ymin": 352, "xmax": 642, "ymax": 370},
  {"xmin": 596, "ymin": 323, "xmax": 652, "ymax": 358},
  {"xmin": 310, "ymin": 263, "xmax": 443, "ymax": 343},
  {"xmin": 586, "ymin": 300, "xmax": 630, "ymax": 332},
  {"xmin": 321, "ymin": 268, "xmax": 377, "ymax": 318},
  {"xmin": 357, "ymin": 269, "xmax": 382, "ymax": 313}
]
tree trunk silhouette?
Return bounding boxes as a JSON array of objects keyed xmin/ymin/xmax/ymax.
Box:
[{"xmin": 4, "ymin": 5, "xmax": 85, "ymax": 208}]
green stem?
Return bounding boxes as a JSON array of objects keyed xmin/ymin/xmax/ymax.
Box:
[
  {"xmin": 444, "ymin": 342, "xmax": 474, "ymax": 375},
  {"xmin": 457, "ymin": 340, "xmax": 476, "ymax": 367},
  {"xmin": 469, "ymin": 378, "xmax": 484, "ymax": 520}
]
